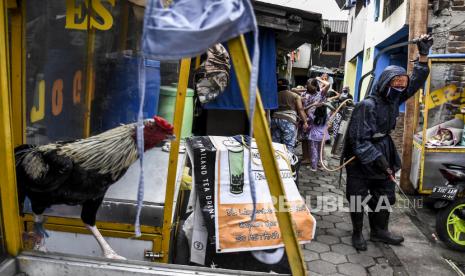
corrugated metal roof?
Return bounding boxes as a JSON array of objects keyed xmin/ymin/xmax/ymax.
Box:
[{"xmin": 324, "ymin": 20, "xmax": 348, "ymax": 34}]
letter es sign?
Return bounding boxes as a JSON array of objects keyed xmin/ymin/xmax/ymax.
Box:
[{"xmin": 65, "ymin": 0, "xmax": 115, "ymax": 31}]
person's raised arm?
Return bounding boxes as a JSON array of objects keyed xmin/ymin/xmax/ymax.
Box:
[
  {"xmin": 296, "ymin": 96, "xmax": 308, "ymax": 131},
  {"xmin": 316, "ymin": 76, "xmax": 330, "ymax": 95},
  {"xmin": 328, "ymin": 91, "xmax": 341, "ymax": 101},
  {"xmin": 400, "ymin": 34, "xmax": 432, "ymax": 103}
]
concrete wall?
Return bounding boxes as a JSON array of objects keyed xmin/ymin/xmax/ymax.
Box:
[
  {"xmin": 359, "ymin": 47, "xmax": 374, "ymax": 99},
  {"xmin": 344, "ymin": 0, "xmax": 409, "ymax": 100},
  {"xmin": 363, "ymin": 0, "xmax": 408, "ymax": 50},
  {"xmin": 360, "ymin": 0, "xmax": 408, "ymax": 100},
  {"xmin": 354, "ymin": 54, "xmax": 364, "ymax": 101},
  {"xmin": 344, "ymin": 58, "xmax": 357, "ymax": 93},
  {"xmin": 346, "ymin": 7, "xmax": 367, "ymax": 61}
]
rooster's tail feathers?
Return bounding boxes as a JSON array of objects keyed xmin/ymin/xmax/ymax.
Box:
[{"xmin": 14, "ymin": 144, "xmax": 36, "ymax": 166}]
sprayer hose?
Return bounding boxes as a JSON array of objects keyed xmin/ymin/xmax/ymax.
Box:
[{"xmin": 319, "ymin": 99, "xmax": 356, "ymax": 172}]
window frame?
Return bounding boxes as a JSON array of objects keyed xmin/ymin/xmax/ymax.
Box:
[
  {"xmin": 383, "ymin": 0, "xmax": 404, "ymax": 21},
  {"xmin": 322, "ymin": 34, "xmax": 343, "ymax": 53}
]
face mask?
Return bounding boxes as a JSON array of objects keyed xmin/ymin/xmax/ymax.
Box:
[{"xmin": 385, "ymin": 87, "xmax": 406, "ymax": 102}]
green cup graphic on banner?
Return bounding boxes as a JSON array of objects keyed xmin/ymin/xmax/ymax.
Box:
[{"xmin": 223, "ymin": 139, "xmax": 244, "ymax": 195}]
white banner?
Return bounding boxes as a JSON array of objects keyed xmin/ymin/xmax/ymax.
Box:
[{"xmin": 209, "ymin": 136, "xmax": 316, "ymax": 253}]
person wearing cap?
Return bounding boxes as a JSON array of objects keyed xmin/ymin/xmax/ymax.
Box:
[
  {"xmin": 271, "ymin": 79, "xmax": 308, "ymax": 153},
  {"xmin": 343, "ymin": 34, "xmax": 433, "ymax": 251}
]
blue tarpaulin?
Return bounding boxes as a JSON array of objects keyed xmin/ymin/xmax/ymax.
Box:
[{"xmin": 205, "ymin": 28, "xmax": 278, "ymax": 110}]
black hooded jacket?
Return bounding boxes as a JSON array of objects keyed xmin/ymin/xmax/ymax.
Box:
[{"xmin": 344, "ymin": 62, "xmax": 430, "ymax": 179}]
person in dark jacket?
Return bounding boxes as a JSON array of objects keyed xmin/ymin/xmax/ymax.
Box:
[
  {"xmin": 271, "ymin": 79, "xmax": 308, "ymax": 153},
  {"xmin": 344, "ymin": 34, "xmax": 433, "ymax": 251}
]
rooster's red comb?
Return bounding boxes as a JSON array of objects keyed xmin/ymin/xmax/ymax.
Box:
[{"xmin": 154, "ymin": 116, "xmax": 174, "ymax": 131}]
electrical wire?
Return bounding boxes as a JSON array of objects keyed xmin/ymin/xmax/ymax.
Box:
[{"xmin": 319, "ymin": 99, "xmax": 356, "ymax": 172}]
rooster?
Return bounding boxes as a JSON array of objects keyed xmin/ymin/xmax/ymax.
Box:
[{"xmin": 15, "ymin": 116, "xmax": 174, "ymax": 260}]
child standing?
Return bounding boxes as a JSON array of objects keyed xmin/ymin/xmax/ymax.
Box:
[{"xmin": 303, "ymin": 77, "xmax": 330, "ymax": 171}]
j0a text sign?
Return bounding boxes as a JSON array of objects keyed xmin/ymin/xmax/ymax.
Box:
[{"xmin": 30, "ymin": 70, "xmax": 86, "ymax": 124}]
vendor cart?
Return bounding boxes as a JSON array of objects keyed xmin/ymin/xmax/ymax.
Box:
[
  {"xmin": 0, "ymin": 1, "xmax": 309, "ymax": 275},
  {"xmin": 410, "ymin": 54, "xmax": 465, "ymax": 193}
]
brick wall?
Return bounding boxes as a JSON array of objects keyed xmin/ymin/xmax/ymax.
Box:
[
  {"xmin": 429, "ymin": 0, "xmax": 465, "ymax": 54},
  {"xmin": 429, "ymin": 0, "xmax": 465, "ymax": 118},
  {"xmin": 447, "ymin": 31, "xmax": 465, "ymax": 53},
  {"xmin": 451, "ymin": 0, "xmax": 465, "ymax": 11},
  {"xmin": 448, "ymin": 63, "xmax": 465, "ymax": 96},
  {"xmin": 392, "ymin": 112, "xmax": 405, "ymax": 155}
]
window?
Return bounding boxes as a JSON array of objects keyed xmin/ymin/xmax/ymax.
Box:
[
  {"xmin": 24, "ymin": 0, "xmax": 164, "ymax": 143},
  {"xmin": 383, "ymin": 0, "xmax": 404, "ymax": 21},
  {"xmin": 374, "ymin": 0, "xmax": 381, "ymax": 21},
  {"xmin": 22, "ymin": 0, "xmax": 173, "ymax": 232},
  {"xmin": 322, "ymin": 35, "xmax": 343, "ymax": 52}
]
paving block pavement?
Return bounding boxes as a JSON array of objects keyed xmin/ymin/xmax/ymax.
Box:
[
  {"xmin": 297, "ymin": 147, "xmax": 459, "ymax": 275},
  {"xmin": 297, "ymin": 154, "xmax": 398, "ymax": 276}
]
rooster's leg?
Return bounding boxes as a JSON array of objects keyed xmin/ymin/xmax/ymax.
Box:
[
  {"xmin": 82, "ymin": 197, "xmax": 125, "ymax": 260},
  {"xmin": 33, "ymin": 214, "xmax": 48, "ymax": 252},
  {"xmin": 85, "ymin": 224, "xmax": 126, "ymax": 260}
]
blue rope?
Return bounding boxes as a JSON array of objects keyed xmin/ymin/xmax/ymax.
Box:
[
  {"xmin": 134, "ymin": 56, "xmax": 146, "ymax": 238},
  {"xmin": 134, "ymin": 0, "xmax": 155, "ymax": 238}
]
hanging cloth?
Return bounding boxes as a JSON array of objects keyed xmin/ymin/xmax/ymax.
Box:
[
  {"xmin": 142, "ymin": 0, "xmax": 256, "ymax": 60},
  {"xmin": 204, "ymin": 28, "xmax": 278, "ymax": 110},
  {"xmin": 134, "ymin": 57, "xmax": 146, "ymax": 237}
]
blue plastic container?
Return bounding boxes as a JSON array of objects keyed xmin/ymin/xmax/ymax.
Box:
[{"xmin": 91, "ymin": 56, "xmax": 161, "ymax": 134}]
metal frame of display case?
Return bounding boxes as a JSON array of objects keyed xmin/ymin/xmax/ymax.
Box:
[
  {"xmin": 1, "ymin": 1, "xmax": 307, "ymax": 275},
  {"xmin": 415, "ymin": 54, "xmax": 465, "ymax": 194},
  {"xmin": 7, "ymin": 0, "xmax": 173, "ymax": 260},
  {"xmin": 0, "ymin": 0, "xmax": 23, "ymax": 257}
]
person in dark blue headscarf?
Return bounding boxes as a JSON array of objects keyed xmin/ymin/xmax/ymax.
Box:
[{"xmin": 343, "ymin": 35, "xmax": 433, "ymax": 251}]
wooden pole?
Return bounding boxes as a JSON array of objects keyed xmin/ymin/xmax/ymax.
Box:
[
  {"xmin": 160, "ymin": 58, "xmax": 191, "ymax": 263},
  {"xmin": 83, "ymin": 0, "xmax": 96, "ymax": 138},
  {"xmin": 400, "ymin": 0, "xmax": 429, "ymax": 193},
  {"xmin": 228, "ymin": 36, "xmax": 307, "ymax": 276}
]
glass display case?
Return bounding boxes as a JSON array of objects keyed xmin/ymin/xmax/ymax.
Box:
[
  {"xmin": 19, "ymin": 0, "xmax": 185, "ymax": 260},
  {"xmin": 411, "ymin": 55, "xmax": 465, "ymax": 193}
]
